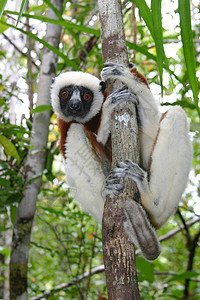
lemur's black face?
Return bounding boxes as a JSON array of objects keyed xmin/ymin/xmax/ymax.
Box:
[{"xmin": 59, "ymin": 85, "xmax": 94, "ymax": 120}]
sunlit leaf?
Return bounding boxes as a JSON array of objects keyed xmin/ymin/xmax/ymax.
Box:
[
  {"xmin": 151, "ymin": 0, "xmax": 164, "ymax": 90},
  {"xmin": 0, "ymin": 19, "xmax": 80, "ymax": 70},
  {"xmin": 178, "ymin": 0, "xmax": 199, "ymax": 113},
  {"xmin": 127, "ymin": 41, "xmax": 156, "ymax": 61},
  {"xmin": 131, "ymin": 0, "xmax": 165, "ymax": 89},
  {"xmin": 31, "ymin": 105, "xmax": 52, "ymax": 113},
  {"xmin": 0, "ymin": 0, "xmax": 7, "ymax": 19},
  {"xmin": 0, "ymin": 15, "xmax": 8, "ymax": 33},
  {"xmin": 26, "ymin": 169, "xmax": 48, "ymax": 184},
  {"xmin": 0, "ymin": 135, "xmax": 20, "ymax": 163},
  {"xmin": 43, "ymin": 0, "xmax": 63, "ymax": 20},
  {"xmin": 16, "ymin": 0, "xmax": 29, "ymax": 25},
  {"xmin": 131, "ymin": 0, "xmax": 153, "ymax": 35},
  {"xmin": 4, "ymin": 10, "xmax": 100, "ymax": 36}
]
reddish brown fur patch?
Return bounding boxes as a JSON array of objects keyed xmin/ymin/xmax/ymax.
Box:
[
  {"xmin": 57, "ymin": 118, "xmax": 72, "ymax": 157},
  {"xmin": 104, "ymin": 89, "xmax": 107, "ymax": 100},
  {"xmin": 130, "ymin": 69, "xmax": 149, "ymax": 88},
  {"xmin": 85, "ymin": 111, "xmax": 102, "ymax": 135},
  {"xmin": 83, "ymin": 125, "xmax": 112, "ymax": 163},
  {"xmin": 147, "ymin": 110, "xmax": 169, "ymax": 171}
]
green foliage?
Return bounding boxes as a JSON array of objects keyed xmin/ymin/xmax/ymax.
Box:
[
  {"xmin": 178, "ymin": 0, "xmax": 199, "ymax": 113},
  {"xmin": 30, "ymin": 105, "xmax": 52, "ymax": 114},
  {"xmin": 16, "ymin": 0, "xmax": 29, "ymax": 25},
  {"xmin": 29, "ymin": 182, "xmax": 105, "ymax": 299},
  {"xmin": 0, "ymin": 98, "xmax": 31, "ymax": 213},
  {"xmin": 0, "ymin": 0, "xmax": 199, "ymax": 299},
  {"xmin": 0, "ymin": 0, "xmax": 7, "ymax": 19}
]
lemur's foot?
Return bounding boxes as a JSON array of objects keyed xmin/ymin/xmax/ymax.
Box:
[
  {"xmin": 111, "ymin": 159, "xmax": 148, "ymax": 193},
  {"xmin": 102, "ymin": 176, "xmax": 124, "ymax": 198},
  {"xmin": 101, "ymin": 63, "xmax": 127, "ymax": 81},
  {"xmin": 109, "ymin": 87, "xmax": 138, "ymax": 105}
]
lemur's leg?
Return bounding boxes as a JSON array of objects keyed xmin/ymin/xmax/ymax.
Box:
[
  {"xmin": 111, "ymin": 107, "xmax": 192, "ymax": 228},
  {"xmin": 97, "ymin": 86, "xmax": 137, "ymax": 145}
]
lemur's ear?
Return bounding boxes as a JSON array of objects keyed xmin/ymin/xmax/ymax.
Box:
[{"xmin": 100, "ymin": 81, "xmax": 106, "ymax": 93}]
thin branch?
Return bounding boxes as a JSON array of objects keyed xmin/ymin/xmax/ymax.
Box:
[
  {"xmin": 131, "ymin": 3, "xmax": 137, "ymax": 62},
  {"xmin": 184, "ymin": 228, "xmax": 200, "ymax": 298},
  {"xmin": 2, "ymin": 33, "xmax": 39, "ymax": 70},
  {"xmin": 29, "ymin": 265, "xmax": 105, "ymax": 300},
  {"xmin": 29, "ymin": 217, "xmax": 200, "ymax": 300},
  {"xmin": 159, "ymin": 217, "xmax": 199, "ymax": 242},
  {"xmin": 26, "ymin": 3, "xmax": 34, "ymax": 122},
  {"xmin": 177, "ymin": 209, "xmax": 192, "ymax": 242},
  {"xmin": 154, "ymin": 271, "xmax": 200, "ymax": 282},
  {"xmin": 135, "ymin": 217, "xmax": 200, "ymax": 256},
  {"xmin": 85, "ymin": 224, "xmax": 98, "ymax": 299}
]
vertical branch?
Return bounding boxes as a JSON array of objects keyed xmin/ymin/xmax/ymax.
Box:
[
  {"xmin": 9, "ymin": 1, "xmax": 64, "ymax": 299},
  {"xmin": 98, "ymin": 0, "xmax": 140, "ymax": 299},
  {"xmin": 26, "ymin": 3, "xmax": 34, "ymax": 122},
  {"xmin": 184, "ymin": 229, "xmax": 200, "ymax": 298},
  {"xmin": 132, "ymin": 3, "xmax": 137, "ymax": 62}
]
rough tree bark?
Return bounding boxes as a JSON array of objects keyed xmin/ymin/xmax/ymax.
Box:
[
  {"xmin": 9, "ymin": 1, "xmax": 64, "ymax": 299},
  {"xmin": 98, "ymin": 0, "xmax": 141, "ymax": 299}
]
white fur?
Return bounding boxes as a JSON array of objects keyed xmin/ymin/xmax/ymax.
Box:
[
  {"xmin": 65, "ymin": 123, "xmax": 105, "ymax": 223},
  {"xmin": 52, "ymin": 66, "xmax": 192, "ymax": 258},
  {"xmin": 142, "ymin": 106, "xmax": 193, "ymax": 228},
  {"xmin": 96, "ymin": 96, "xmax": 114, "ymax": 145},
  {"xmin": 51, "ymin": 71, "xmax": 104, "ymax": 123},
  {"xmin": 101, "ymin": 64, "xmax": 193, "ymax": 229}
]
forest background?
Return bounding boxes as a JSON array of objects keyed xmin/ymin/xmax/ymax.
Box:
[{"xmin": 0, "ymin": 0, "xmax": 200, "ymax": 299}]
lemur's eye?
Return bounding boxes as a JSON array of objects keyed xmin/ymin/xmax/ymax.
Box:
[
  {"xmin": 83, "ymin": 93, "xmax": 91, "ymax": 101},
  {"xmin": 61, "ymin": 91, "xmax": 69, "ymax": 99}
]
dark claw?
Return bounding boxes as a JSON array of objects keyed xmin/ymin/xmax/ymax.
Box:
[
  {"xmin": 103, "ymin": 62, "xmax": 123, "ymax": 68},
  {"xmin": 129, "ymin": 63, "xmax": 137, "ymax": 71}
]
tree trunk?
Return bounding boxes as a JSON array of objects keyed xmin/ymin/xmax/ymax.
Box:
[
  {"xmin": 98, "ymin": 0, "xmax": 141, "ymax": 299},
  {"xmin": 9, "ymin": 1, "xmax": 63, "ymax": 299}
]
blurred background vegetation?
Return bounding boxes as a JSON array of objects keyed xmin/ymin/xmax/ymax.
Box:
[{"xmin": 0, "ymin": 0, "xmax": 199, "ymax": 299}]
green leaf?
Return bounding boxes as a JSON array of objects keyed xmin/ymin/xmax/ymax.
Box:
[
  {"xmin": 45, "ymin": 149, "xmax": 53, "ymax": 172},
  {"xmin": 127, "ymin": 41, "xmax": 156, "ymax": 61},
  {"xmin": 0, "ymin": 0, "xmax": 7, "ymax": 19},
  {"xmin": 26, "ymin": 169, "xmax": 48, "ymax": 184},
  {"xmin": 151, "ymin": 0, "xmax": 164, "ymax": 90},
  {"xmin": 0, "ymin": 15, "xmax": 8, "ymax": 33},
  {"xmin": 0, "ymin": 178, "xmax": 10, "ymax": 187},
  {"xmin": 16, "ymin": 0, "xmax": 29, "ymax": 25},
  {"xmin": 0, "ymin": 19, "xmax": 80, "ymax": 71},
  {"xmin": 136, "ymin": 256, "xmax": 154, "ymax": 283},
  {"xmin": 7, "ymin": 192, "xmax": 22, "ymax": 204},
  {"xmin": 31, "ymin": 105, "xmax": 52, "ymax": 114},
  {"xmin": 168, "ymin": 271, "xmax": 198, "ymax": 283},
  {"xmin": 43, "ymin": 0, "xmax": 63, "ymax": 20},
  {"xmin": 4, "ymin": 10, "xmax": 100, "ymax": 36},
  {"xmin": 0, "ymin": 247, "xmax": 10, "ymax": 259},
  {"xmin": 178, "ymin": 0, "xmax": 199, "ymax": 113},
  {"xmin": 0, "ymin": 135, "xmax": 20, "ymax": 163},
  {"xmin": 131, "ymin": 0, "xmax": 153, "ymax": 35},
  {"xmin": 10, "ymin": 205, "xmax": 17, "ymax": 225}
]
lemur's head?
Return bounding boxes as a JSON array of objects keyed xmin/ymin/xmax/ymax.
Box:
[{"xmin": 51, "ymin": 72, "xmax": 106, "ymax": 123}]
